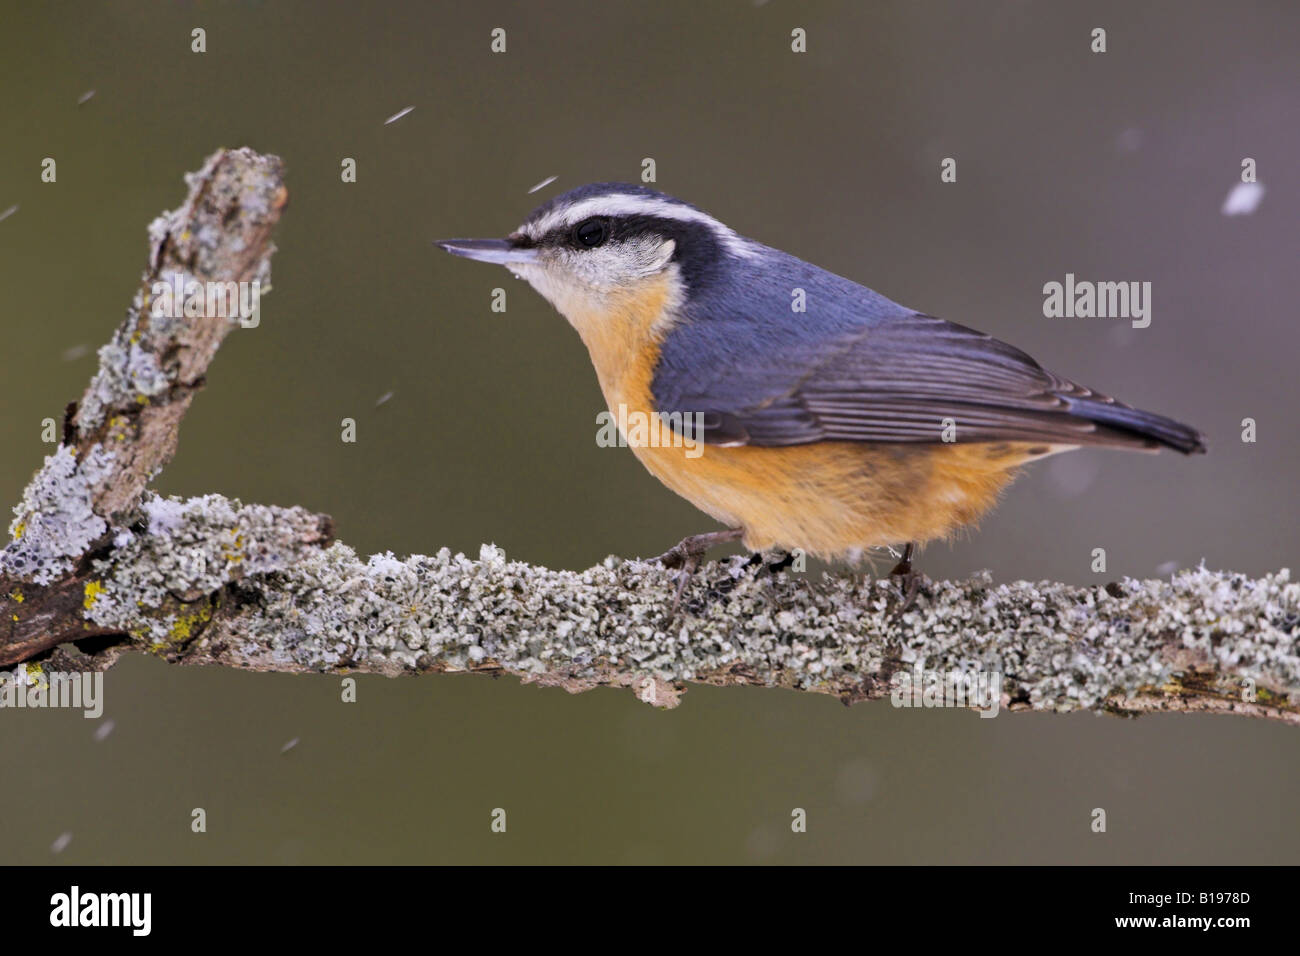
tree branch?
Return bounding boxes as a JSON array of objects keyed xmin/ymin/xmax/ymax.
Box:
[{"xmin": 2, "ymin": 148, "xmax": 1296, "ymax": 721}]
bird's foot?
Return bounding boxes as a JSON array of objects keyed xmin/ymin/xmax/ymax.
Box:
[
  {"xmin": 653, "ymin": 528, "xmax": 744, "ymax": 617},
  {"xmin": 888, "ymin": 542, "xmax": 926, "ymax": 618}
]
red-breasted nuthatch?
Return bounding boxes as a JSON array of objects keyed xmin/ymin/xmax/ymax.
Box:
[{"xmin": 438, "ymin": 183, "xmax": 1205, "ymax": 591}]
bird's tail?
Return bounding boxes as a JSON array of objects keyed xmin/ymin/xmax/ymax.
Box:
[{"xmin": 1064, "ymin": 397, "xmax": 1207, "ymax": 454}]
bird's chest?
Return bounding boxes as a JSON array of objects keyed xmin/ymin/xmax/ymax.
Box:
[
  {"xmin": 569, "ymin": 280, "xmax": 726, "ymax": 504},
  {"xmin": 565, "ymin": 275, "xmax": 677, "ymax": 425}
]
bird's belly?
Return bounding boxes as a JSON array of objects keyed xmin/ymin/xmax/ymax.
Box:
[
  {"xmin": 627, "ymin": 438, "xmax": 1022, "ymax": 558},
  {"xmin": 581, "ymin": 285, "xmax": 1044, "ymax": 560}
]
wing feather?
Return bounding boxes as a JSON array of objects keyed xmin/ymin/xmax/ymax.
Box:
[{"xmin": 655, "ymin": 309, "xmax": 1203, "ymax": 453}]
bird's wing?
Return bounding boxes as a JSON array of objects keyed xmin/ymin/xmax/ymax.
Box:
[{"xmin": 652, "ymin": 309, "xmax": 1203, "ymax": 453}]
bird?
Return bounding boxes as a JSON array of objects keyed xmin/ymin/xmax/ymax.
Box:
[{"xmin": 437, "ymin": 182, "xmax": 1205, "ymax": 605}]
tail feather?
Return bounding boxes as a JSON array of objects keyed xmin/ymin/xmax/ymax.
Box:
[{"xmin": 1064, "ymin": 397, "xmax": 1206, "ymax": 454}]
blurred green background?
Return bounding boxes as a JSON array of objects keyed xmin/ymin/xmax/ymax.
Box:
[{"xmin": 1, "ymin": 0, "xmax": 1296, "ymax": 864}]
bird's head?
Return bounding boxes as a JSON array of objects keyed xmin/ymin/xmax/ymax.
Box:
[{"xmin": 438, "ymin": 182, "xmax": 756, "ymax": 336}]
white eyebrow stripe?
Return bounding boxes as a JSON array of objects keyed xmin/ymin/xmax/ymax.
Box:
[{"xmin": 523, "ymin": 194, "xmax": 758, "ymax": 258}]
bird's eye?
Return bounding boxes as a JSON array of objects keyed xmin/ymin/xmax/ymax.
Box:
[{"xmin": 573, "ymin": 218, "xmax": 608, "ymax": 248}]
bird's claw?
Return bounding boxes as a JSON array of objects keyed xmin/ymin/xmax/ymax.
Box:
[
  {"xmin": 888, "ymin": 542, "xmax": 925, "ymax": 619},
  {"xmin": 651, "ymin": 529, "xmax": 744, "ymax": 619}
]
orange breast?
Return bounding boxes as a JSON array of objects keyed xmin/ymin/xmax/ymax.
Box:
[{"xmin": 578, "ymin": 274, "xmax": 1039, "ymax": 559}]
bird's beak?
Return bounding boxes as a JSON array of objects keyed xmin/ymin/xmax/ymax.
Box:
[{"xmin": 435, "ymin": 238, "xmax": 538, "ymax": 265}]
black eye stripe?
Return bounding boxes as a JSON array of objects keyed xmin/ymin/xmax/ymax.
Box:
[{"xmin": 534, "ymin": 213, "xmax": 715, "ymax": 256}]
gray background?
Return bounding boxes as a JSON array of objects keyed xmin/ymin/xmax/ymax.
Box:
[{"xmin": 0, "ymin": 0, "xmax": 1295, "ymax": 863}]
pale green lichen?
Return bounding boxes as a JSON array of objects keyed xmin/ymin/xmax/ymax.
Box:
[
  {"xmin": 100, "ymin": 511, "xmax": 1287, "ymax": 711},
  {"xmin": 0, "ymin": 445, "xmax": 114, "ymax": 584},
  {"xmin": 9, "ymin": 477, "xmax": 1296, "ymax": 713},
  {"xmin": 82, "ymin": 492, "xmax": 324, "ymax": 643},
  {"xmin": 80, "ymin": 149, "xmax": 282, "ymax": 437},
  {"xmin": 77, "ymin": 314, "xmax": 173, "ymax": 432}
]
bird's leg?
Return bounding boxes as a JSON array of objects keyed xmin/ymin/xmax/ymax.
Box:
[
  {"xmin": 888, "ymin": 541, "xmax": 925, "ymax": 616},
  {"xmin": 888, "ymin": 541, "xmax": 914, "ymax": 577},
  {"xmin": 653, "ymin": 528, "xmax": 745, "ymax": 614},
  {"xmin": 654, "ymin": 528, "xmax": 745, "ymax": 569}
]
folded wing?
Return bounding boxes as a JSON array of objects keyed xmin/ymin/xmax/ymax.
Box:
[{"xmin": 653, "ymin": 309, "xmax": 1205, "ymax": 454}]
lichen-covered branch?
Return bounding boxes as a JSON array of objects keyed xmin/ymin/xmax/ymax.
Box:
[
  {"xmin": 3, "ymin": 146, "xmax": 287, "ymax": 589},
  {"xmin": 2, "ymin": 148, "xmax": 1296, "ymax": 722},
  {"xmin": 32, "ymin": 520, "xmax": 1300, "ymax": 720},
  {"xmin": 2, "ymin": 146, "xmax": 290, "ymax": 661}
]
